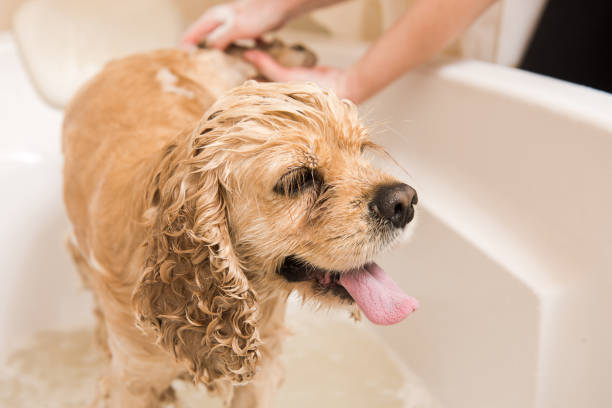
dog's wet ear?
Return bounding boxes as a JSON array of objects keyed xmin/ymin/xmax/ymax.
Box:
[
  {"xmin": 193, "ymin": 128, "xmax": 213, "ymax": 157},
  {"xmin": 149, "ymin": 144, "xmax": 178, "ymax": 206},
  {"xmin": 191, "ymin": 110, "xmax": 225, "ymax": 157},
  {"xmin": 133, "ymin": 142, "xmax": 260, "ymax": 387}
]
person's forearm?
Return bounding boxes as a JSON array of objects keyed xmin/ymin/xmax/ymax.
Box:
[{"xmin": 344, "ymin": 0, "xmax": 497, "ymax": 103}]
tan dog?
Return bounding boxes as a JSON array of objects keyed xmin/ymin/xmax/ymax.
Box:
[{"xmin": 62, "ymin": 45, "xmax": 418, "ymax": 408}]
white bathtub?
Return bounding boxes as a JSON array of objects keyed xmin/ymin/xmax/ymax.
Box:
[{"xmin": 1, "ymin": 31, "xmax": 611, "ymax": 408}]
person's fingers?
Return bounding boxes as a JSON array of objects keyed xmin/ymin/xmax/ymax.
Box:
[
  {"xmin": 204, "ymin": 5, "xmax": 241, "ymax": 49},
  {"xmin": 244, "ymin": 50, "xmax": 349, "ymax": 97},
  {"xmin": 243, "ymin": 50, "xmax": 292, "ymax": 82},
  {"xmin": 205, "ymin": 27, "xmax": 239, "ymax": 50},
  {"xmin": 180, "ymin": 5, "xmax": 240, "ymax": 49},
  {"xmin": 180, "ymin": 16, "xmax": 222, "ymax": 46}
]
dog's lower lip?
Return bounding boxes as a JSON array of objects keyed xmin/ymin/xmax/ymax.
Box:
[{"xmin": 278, "ymin": 256, "xmax": 356, "ymax": 301}]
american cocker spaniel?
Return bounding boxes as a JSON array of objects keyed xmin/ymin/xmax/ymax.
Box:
[{"xmin": 62, "ymin": 42, "xmax": 418, "ymax": 408}]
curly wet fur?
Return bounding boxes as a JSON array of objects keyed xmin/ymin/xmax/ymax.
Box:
[
  {"xmin": 63, "ymin": 48, "xmax": 410, "ymax": 408},
  {"xmin": 134, "ymin": 134, "xmax": 261, "ymax": 385}
]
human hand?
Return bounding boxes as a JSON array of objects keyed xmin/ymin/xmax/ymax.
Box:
[
  {"xmin": 244, "ymin": 50, "xmax": 354, "ymax": 102},
  {"xmin": 180, "ymin": 1, "xmax": 289, "ymax": 49}
]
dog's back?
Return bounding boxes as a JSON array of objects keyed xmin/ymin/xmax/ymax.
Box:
[
  {"xmin": 63, "ymin": 49, "xmax": 252, "ymax": 279},
  {"xmin": 61, "ymin": 48, "xmax": 261, "ymax": 406}
]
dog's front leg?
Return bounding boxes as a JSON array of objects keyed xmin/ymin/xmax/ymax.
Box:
[{"xmin": 230, "ymin": 295, "xmax": 288, "ymax": 408}]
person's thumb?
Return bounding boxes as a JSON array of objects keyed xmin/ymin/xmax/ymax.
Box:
[
  {"xmin": 180, "ymin": 5, "xmax": 237, "ymax": 49},
  {"xmin": 205, "ymin": 22, "xmax": 238, "ymax": 50},
  {"xmin": 180, "ymin": 16, "xmax": 222, "ymax": 46},
  {"xmin": 243, "ymin": 50, "xmax": 292, "ymax": 82}
]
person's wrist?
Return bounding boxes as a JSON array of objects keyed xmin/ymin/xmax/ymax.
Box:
[
  {"xmin": 274, "ymin": 0, "xmax": 310, "ymax": 21},
  {"xmin": 252, "ymin": 0, "xmax": 290, "ymax": 24},
  {"xmin": 239, "ymin": 0, "xmax": 288, "ymax": 30}
]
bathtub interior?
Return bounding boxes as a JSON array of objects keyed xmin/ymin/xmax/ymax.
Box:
[
  {"xmin": 364, "ymin": 59, "xmax": 612, "ymax": 408},
  {"xmin": 2, "ymin": 22, "xmax": 612, "ymax": 408},
  {"xmin": 297, "ymin": 35, "xmax": 612, "ymax": 406},
  {"xmin": 0, "ymin": 31, "xmax": 441, "ymax": 408}
]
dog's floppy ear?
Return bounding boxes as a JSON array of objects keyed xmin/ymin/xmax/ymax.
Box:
[{"xmin": 133, "ymin": 134, "xmax": 260, "ymax": 387}]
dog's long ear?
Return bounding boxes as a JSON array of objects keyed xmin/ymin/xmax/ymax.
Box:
[{"xmin": 133, "ymin": 136, "xmax": 260, "ymax": 386}]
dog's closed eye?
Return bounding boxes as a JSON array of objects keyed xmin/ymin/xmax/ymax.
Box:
[{"xmin": 274, "ymin": 167, "xmax": 322, "ymax": 196}]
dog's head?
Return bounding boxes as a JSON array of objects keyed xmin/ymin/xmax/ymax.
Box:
[{"xmin": 133, "ymin": 81, "xmax": 417, "ymax": 391}]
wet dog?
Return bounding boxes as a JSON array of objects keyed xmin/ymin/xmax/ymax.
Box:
[{"xmin": 62, "ymin": 43, "xmax": 418, "ymax": 407}]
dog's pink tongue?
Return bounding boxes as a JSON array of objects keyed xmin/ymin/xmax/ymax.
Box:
[{"xmin": 339, "ymin": 263, "xmax": 418, "ymax": 325}]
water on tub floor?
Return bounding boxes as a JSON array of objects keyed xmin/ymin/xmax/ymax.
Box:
[{"xmin": 0, "ymin": 306, "xmax": 439, "ymax": 408}]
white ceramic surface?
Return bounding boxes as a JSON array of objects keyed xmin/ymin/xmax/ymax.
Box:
[
  {"xmin": 359, "ymin": 58, "xmax": 612, "ymax": 408},
  {"xmin": 0, "ymin": 32, "xmax": 93, "ymax": 354},
  {"xmin": 1, "ymin": 31, "xmax": 611, "ymax": 408},
  {"xmin": 12, "ymin": 0, "xmax": 186, "ymax": 107}
]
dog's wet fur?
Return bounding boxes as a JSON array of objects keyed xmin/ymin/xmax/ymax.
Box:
[{"xmin": 62, "ymin": 42, "xmax": 415, "ymax": 407}]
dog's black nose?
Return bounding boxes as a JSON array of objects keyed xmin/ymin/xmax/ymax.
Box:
[{"xmin": 369, "ymin": 183, "xmax": 418, "ymax": 228}]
